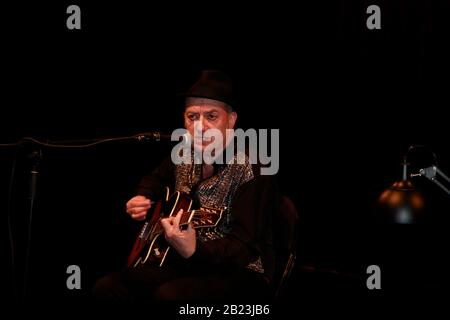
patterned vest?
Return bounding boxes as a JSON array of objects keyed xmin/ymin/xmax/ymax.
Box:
[{"xmin": 174, "ymin": 150, "xmax": 264, "ymax": 273}]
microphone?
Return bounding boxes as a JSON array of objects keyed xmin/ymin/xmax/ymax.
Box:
[
  {"xmin": 134, "ymin": 131, "xmax": 192, "ymax": 143},
  {"xmin": 134, "ymin": 132, "xmax": 173, "ymax": 142}
]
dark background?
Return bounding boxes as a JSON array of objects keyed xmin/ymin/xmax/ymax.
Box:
[{"xmin": 2, "ymin": 0, "xmax": 450, "ymax": 308}]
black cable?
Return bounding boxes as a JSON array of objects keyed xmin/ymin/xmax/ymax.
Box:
[
  {"xmin": 20, "ymin": 135, "xmax": 137, "ymax": 148},
  {"xmin": 1, "ymin": 132, "xmax": 169, "ymax": 149},
  {"xmin": 0, "ymin": 142, "xmax": 20, "ymax": 147},
  {"xmin": 23, "ymin": 169, "xmax": 37, "ymax": 298},
  {"xmin": 7, "ymin": 149, "xmax": 18, "ymax": 299},
  {"xmin": 23, "ymin": 150, "xmax": 41, "ymax": 298}
]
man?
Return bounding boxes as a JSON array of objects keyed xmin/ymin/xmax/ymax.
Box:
[{"xmin": 93, "ymin": 70, "xmax": 280, "ymax": 301}]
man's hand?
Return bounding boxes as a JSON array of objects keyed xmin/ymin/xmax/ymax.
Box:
[
  {"xmin": 126, "ymin": 195, "xmax": 151, "ymax": 221},
  {"xmin": 160, "ymin": 209, "xmax": 196, "ymax": 259}
]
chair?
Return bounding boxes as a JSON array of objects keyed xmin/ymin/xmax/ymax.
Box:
[{"xmin": 271, "ymin": 195, "xmax": 299, "ymax": 299}]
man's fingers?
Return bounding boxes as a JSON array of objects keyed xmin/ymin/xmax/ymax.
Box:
[
  {"xmin": 131, "ymin": 213, "xmax": 147, "ymax": 221},
  {"xmin": 127, "ymin": 207, "xmax": 148, "ymax": 215},
  {"xmin": 186, "ymin": 223, "xmax": 196, "ymax": 236},
  {"xmin": 126, "ymin": 200, "xmax": 151, "ymax": 210},
  {"xmin": 126, "ymin": 196, "xmax": 154, "ymax": 221},
  {"xmin": 128, "ymin": 203, "xmax": 151, "ymax": 210},
  {"xmin": 160, "ymin": 217, "xmax": 172, "ymax": 233},
  {"xmin": 172, "ymin": 209, "xmax": 184, "ymax": 230},
  {"xmin": 161, "ymin": 209, "xmax": 184, "ymax": 236}
]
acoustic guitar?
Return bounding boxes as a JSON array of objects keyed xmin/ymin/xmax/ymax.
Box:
[{"xmin": 127, "ymin": 187, "xmax": 224, "ymax": 268}]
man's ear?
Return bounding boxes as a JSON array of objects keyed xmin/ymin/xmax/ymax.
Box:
[{"xmin": 228, "ymin": 112, "xmax": 238, "ymax": 129}]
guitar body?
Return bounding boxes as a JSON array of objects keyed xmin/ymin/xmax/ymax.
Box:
[
  {"xmin": 127, "ymin": 187, "xmax": 224, "ymax": 269},
  {"xmin": 126, "ymin": 199, "xmax": 162, "ymax": 268},
  {"xmin": 139, "ymin": 190, "xmax": 193, "ymax": 267},
  {"xmin": 127, "ymin": 187, "xmax": 168, "ymax": 268}
]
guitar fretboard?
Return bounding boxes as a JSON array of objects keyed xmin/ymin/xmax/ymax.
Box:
[{"xmin": 152, "ymin": 208, "xmax": 223, "ymax": 235}]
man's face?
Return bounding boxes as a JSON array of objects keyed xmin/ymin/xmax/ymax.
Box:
[{"xmin": 184, "ymin": 98, "xmax": 237, "ymax": 153}]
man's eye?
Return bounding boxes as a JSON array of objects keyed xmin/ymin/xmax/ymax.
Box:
[
  {"xmin": 207, "ymin": 114, "xmax": 217, "ymax": 121},
  {"xmin": 187, "ymin": 114, "xmax": 198, "ymax": 121}
]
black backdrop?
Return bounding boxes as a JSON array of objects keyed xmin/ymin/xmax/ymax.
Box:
[{"xmin": 2, "ymin": 0, "xmax": 450, "ymax": 307}]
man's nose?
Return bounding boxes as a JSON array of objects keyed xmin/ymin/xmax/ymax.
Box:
[
  {"xmin": 194, "ymin": 118, "xmax": 209, "ymax": 133},
  {"xmin": 201, "ymin": 117, "xmax": 210, "ymax": 131}
]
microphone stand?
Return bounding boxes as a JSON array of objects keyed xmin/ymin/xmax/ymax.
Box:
[
  {"xmin": 23, "ymin": 149, "xmax": 42, "ymax": 298},
  {"xmin": 1, "ymin": 131, "xmax": 172, "ymax": 299}
]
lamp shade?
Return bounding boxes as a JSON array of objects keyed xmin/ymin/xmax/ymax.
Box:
[{"xmin": 375, "ymin": 179, "xmax": 425, "ymax": 224}]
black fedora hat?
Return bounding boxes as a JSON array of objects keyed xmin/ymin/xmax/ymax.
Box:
[{"xmin": 180, "ymin": 70, "xmax": 237, "ymax": 110}]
